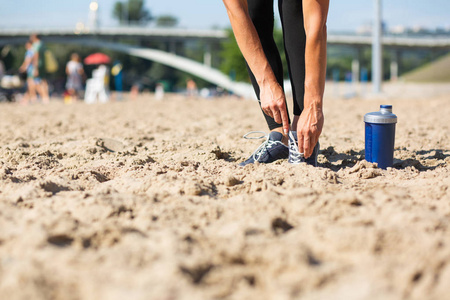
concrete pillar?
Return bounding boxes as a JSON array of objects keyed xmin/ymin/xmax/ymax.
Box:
[
  {"xmin": 204, "ymin": 43, "xmax": 212, "ymax": 67},
  {"xmin": 352, "ymin": 54, "xmax": 360, "ymax": 83},
  {"xmin": 390, "ymin": 50, "xmax": 399, "ymax": 81},
  {"xmin": 169, "ymin": 40, "xmax": 177, "ymax": 54},
  {"xmin": 372, "ymin": 0, "xmax": 382, "ymax": 93},
  {"xmin": 390, "ymin": 61, "xmax": 398, "ymax": 82}
]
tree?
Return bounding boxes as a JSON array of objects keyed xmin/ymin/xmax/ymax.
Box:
[
  {"xmin": 113, "ymin": 0, "xmax": 152, "ymax": 25},
  {"xmin": 155, "ymin": 15, "xmax": 178, "ymax": 28}
]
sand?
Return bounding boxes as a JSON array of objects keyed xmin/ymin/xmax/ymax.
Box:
[{"xmin": 0, "ymin": 84, "xmax": 449, "ymax": 300}]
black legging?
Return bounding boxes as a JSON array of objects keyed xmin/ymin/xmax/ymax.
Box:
[{"xmin": 246, "ymin": 0, "xmax": 306, "ymax": 130}]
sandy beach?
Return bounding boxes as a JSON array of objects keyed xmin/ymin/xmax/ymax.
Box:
[{"xmin": 0, "ymin": 83, "xmax": 449, "ymax": 300}]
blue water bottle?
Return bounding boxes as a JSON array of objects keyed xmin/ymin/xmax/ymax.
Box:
[{"xmin": 364, "ymin": 105, "xmax": 397, "ymax": 169}]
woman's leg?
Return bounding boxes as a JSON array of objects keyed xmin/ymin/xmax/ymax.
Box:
[
  {"xmin": 247, "ymin": 0, "xmax": 290, "ymax": 130},
  {"xmin": 278, "ymin": 0, "xmax": 306, "ymax": 127}
]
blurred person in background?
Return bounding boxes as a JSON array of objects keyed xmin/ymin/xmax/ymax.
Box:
[
  {"xmin": 155, "ymin": 82, "xmax": 164, "ymax": 101},
  {"xmin": 30, "ymin": 34, "xmax": 50, "ymax": 103},
  {"xmin": 111, "ymin": 60, "xmax": 123, "ymax": 101},
  {"xmin": 186, "ymin": 78, "xmax": 198, "ymax": 98},
  {"xmin": 19, "ymin": 41, "xmax": 37, "ymax": 104},
  {"xmin": 223, "ymin": 0, "xmax": 329, "ymax": 167},
  {"xmin": 65, "ymin": 53, "xmax": 85, "ymax": 102}
]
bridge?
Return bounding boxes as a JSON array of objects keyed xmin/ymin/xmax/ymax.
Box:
[
  {"xmin": 1, "ymin": 27, "xmax": 449, "ymax": 97},
  {"xmin": 0, "ymin": 28, "xmax": 227, "ymax": 43},
  {"xmin": 2, "ymin": 27, "xmax": 449, "ymax": 48}
]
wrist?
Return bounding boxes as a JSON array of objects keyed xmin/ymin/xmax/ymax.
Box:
[
  {"xmin": 255, "ymin": 64, "xmax": 278, "ymax": 87},
  {"xmin": 258, "ymin": 77, "xmax": 282, "ymax": 95},
  {"xmin": 304, "ymin": 98, "xmax": 323, "ymax": 111}
]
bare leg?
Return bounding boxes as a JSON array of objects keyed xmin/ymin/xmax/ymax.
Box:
[
  {"xmin": 34, "ymin": 81, "xmax": 43, "ymax": 101},
  {"xmin": 69, "ymin": 88, "xmax": 78, "ymax": 102},
  {"xmin": 27, "ymin": 78, "xmax": 37, "ymax": 104},
  {"xmin": 269, "ymin": 127, "xmax": 288, "ymax": 145},
  {"xmin": 41, "ymin": 80, "xmax": 49, "ymax": 103},
  {"xmin": 20, "ymin": 91, "xmax": 30, "ymax": 105},
  {"xmin": 34, "ymin": 81, "xmax": 48, "ymax": 104}
]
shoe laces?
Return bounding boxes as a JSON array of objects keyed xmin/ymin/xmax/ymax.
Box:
[
  {"xmin": 288, "ymin": 131, "xmax": 304, "ymax": 163},
  {"xmin": 243, "ymin": 131, "xmax": 285, "ymax": 162}
]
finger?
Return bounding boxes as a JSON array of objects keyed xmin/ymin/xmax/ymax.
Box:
[
  {"xmin": 272, "ymin": 109, "xmax": 281, "ymax": 124},
  {"xmin": 304, "ymin": 136, "xmax": 311, "ymax": 158},
  {"xmin": 279, "ymin": 105, "xmax": 290, "ymax": 135},
  {"xmin": 298, "ymin": 131, "xmax": 305, "ymax": 154}
]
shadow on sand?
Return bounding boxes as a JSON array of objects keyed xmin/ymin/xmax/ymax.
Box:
[{"xmin": 320, "ymin": 147, "xmax": 448, "ymax": 172}]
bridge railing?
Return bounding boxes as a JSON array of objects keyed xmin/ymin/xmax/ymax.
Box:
[
  {"xmin": 1, "ymin": 27, "xmax": 449, "ymax": 48},
  {"xmin": 0, "ymin": 27, "xmax": 228, "ymax": 39}
]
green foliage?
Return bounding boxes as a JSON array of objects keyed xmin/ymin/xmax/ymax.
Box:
[
  {"xmin": 172, "ymin": 41, "xmax": 211, "ymax": 89},
  {"xmin": 155, "ymin": 15, "xmax": 178, "ymax": 28},
  {"xmin": 113, "ymin": 0, "xmax": 152, "ymax": 25},
  {"xmin": 1, "ymin": 46, "xmax": 21, "ymax": 70},
  {"xmin": 219, "ymin": 29, "xmax": 248, "ymax": 82},
  {"xmin": 148, "ymin": 63, "xmax": 174, "ymax": 85},
  {"xmin": 326, "ymin": 46, "xmax": 357, "ymax": 80},
  {"xmin": 400, "ymin": 49, "xmax": 439, "ymax": 74},
  {"xmin": 219, "ymin": 27, "xmax": 288, "ymax": 82}
]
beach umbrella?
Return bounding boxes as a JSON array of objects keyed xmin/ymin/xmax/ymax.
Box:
[{"xmin": 84, "ymin": 53, "xmax": 111, "ymax": 65}]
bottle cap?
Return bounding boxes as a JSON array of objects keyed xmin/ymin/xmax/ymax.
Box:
[{"xmin": 364, "ymin": 105, "xmax": 397, "ymax": 124}]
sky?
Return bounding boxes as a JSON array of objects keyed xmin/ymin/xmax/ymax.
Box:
[{"xmin": 0, "ymin": 0, "xmax": 449, "ymax": 31}]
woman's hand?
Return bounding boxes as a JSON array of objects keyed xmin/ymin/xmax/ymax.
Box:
[
  {"xmin": 297, "ymin": 104, "xmax": 324, "ymax": 158},
  {"xmin": 259, "ymin": 80, "xmax": 290, "ymax": 134}
]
